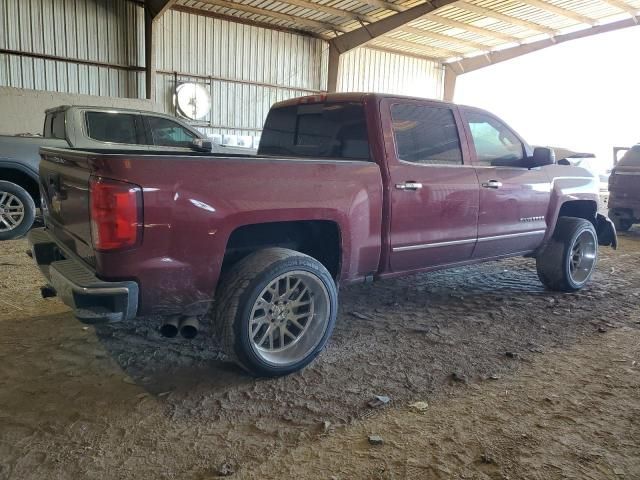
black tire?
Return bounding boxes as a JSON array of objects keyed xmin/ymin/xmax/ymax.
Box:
[
  {"xmin": 213, "ymin": 247, "xmax": 338, "ymax": 377},
  {"xmin": 536, "ymin": 217, "xmax": 598, "ymax": 292},
  {"xmin": 0, "ymin": 180, "xmax": 36, "ymax": 241},
  {"xmin": 609, "ymin": 210, "xmax": 632, "ymax": 232}
]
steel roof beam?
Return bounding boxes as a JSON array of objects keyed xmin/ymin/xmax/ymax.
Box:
[
  {"xmin": 454, "ymin": 1, "xmax": 556, "ymax": 35},
  {"xmin": 515, "ymin": 0, "xmax": 596, "ymax": 26},
  {"xmin": 329, "ymin": 0, "xmax": 460, "ymax": 53},
  {"xmin": 171, "ymin": 4, "xmax": 324, "ymax": 38},
  {"xmin": 195, "ymin": 0, "xmax": 349, "ymax": 33},
  {"xmin": 446, "ymin": 14, "xmax": 640, "ymax": 74},
  {"xmin": 146, "ymin": 0, "xmax": 178, "ymax": 19},
  {"xmin": 426, "ymin": 15, "xmax": 522, "ymax": 43},
  {"xmin": 327, "ymin": 1, "xmax": 460, "ymax": 92},
  {"xmin": 599, "ymin": 0, "xmax": 640, "ymax": 17},
  {"xmin": 355, "ymin": 0, "xmax": 406, "ymax": 13},
  {"xmin": 275, "ymin": 0, "xmax": 378, "ymax": 24},
  {"xmin": 398, "ymin": 25, "xmax": 492, "ymax": 50},
  {"xmin": 375, "ymin": 35, "xmax": 462, "ymax": 57}
]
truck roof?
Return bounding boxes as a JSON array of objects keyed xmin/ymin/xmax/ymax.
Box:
[
  {"xmin": 44, "ymin": 105, "xmax": 166, "ymax": 116},
  {"xmin": 271, "ymin": 92, "xmax": 457, "ymax": 109}
]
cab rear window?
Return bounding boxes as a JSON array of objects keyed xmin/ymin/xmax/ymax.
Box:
[
  {"xmin": 44, "ymin": 111, "xmax": 66, "ymax": 139},
  {"xmin": 258, "ymin": 102, "xmax": 370, "ymax": 160},
  {"xmin": 619, "ymin": 145, "xmax": 640, "ymax": 166}
]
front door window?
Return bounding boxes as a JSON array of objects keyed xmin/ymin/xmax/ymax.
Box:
[{"xmin": 466, "ymin": 112, "xmax": 524, "ymax": 167}]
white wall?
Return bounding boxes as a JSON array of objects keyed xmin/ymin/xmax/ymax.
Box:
[{"xmin": 0, "ymin": 86, "xmax": 158, "ymax": 135}]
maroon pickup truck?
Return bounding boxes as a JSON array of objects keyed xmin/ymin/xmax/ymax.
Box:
[{"xmin": 28, "ymin": 93, "xmax": 617, "ymax": 376}]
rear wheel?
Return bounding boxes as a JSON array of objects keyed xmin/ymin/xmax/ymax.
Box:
[
  {"xmin": 0, "ymin": 181, "xmax": 36, "ymax": 241},
  {"xmin": 536, "ymin": 217, "xmax": 598, "ymax": 292},
  {"xmin": 213, "ymin": 248, "xmax": 337, "ymax": 377}
]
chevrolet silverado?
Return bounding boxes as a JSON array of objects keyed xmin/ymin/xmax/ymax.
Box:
[{"xmin": 28, "ymin": 93, "xmax": 617, "ymax": 376}]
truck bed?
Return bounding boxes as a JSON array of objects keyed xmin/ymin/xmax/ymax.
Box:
[{"xmin": 38, "ymin": 147, "xmax": 384, "ymax": 316}]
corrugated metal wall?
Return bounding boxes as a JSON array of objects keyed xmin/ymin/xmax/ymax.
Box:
[
  {"xmin": 155, "ymin": 9, "xmax": 329, "ymax": 139},
  {"xmin": 338, "ymin": 47, "xmax": 444, "ymax": 100},
  {"xmin": 0, "ymin": 0, "xmax": 145, "ymax": 98},
  {"xmin": 0, "ymin": 1, "xmax": 444, "ymax": 139}
]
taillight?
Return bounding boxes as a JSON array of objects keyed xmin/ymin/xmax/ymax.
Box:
[
  {"xmin": 608, "ymin": 170, "xmax": 615, "ymax": 191},
  {"xmin": 89, "ymin": 176, "xmax": 142, "ymax": 251}
]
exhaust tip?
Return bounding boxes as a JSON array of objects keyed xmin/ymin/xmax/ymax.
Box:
[
  {"xmin": 40, "ymin": 284, "xmax": 57, "ymax": 298},
  {"xmin": 180, "ymin": 325, "xmax": 198, "ymax": 339},
  {"xmin": 179, "ymin": 316, "xmax": 199, "ymax": 339},
  {"xmin": 160, "ymin": 316, "xmax": 180, "ymax": 338}
]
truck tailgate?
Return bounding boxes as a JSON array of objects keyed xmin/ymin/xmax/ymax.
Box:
[
  {"xmin": 39, "ymin": 149, "xmax": 95, "ymax": 264},
  {"xmin": 611, "ymin": 164, "xmax": 640, "ymax": 202}
]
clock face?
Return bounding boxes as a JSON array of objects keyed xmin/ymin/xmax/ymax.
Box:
[{"xmin": 175, "ymin": 83, "xmax": 211, "ymax": 120}]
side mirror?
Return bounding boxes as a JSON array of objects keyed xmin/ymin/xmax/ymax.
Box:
[
  {"xmin": 191, "ymin": 138, "xmax": 213, "ymax": 152},
  {"xmin": 528, "ymin": 147, "xmax": 556, "ymax": 168}
]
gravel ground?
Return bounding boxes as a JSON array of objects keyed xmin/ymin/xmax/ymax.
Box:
[{"xmin": 0, "ymin": 229, "xmax": 639, "ymax": 479}]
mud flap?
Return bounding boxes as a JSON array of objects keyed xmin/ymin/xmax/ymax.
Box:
[{"xmin": 596, "ymin": 213, "xmax": 618, "ymax": 249}]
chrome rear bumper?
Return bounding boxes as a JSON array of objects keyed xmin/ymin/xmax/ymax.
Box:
[{"xmin": 28, "ymin": 228, "xmax": 138, "ymax": 322}]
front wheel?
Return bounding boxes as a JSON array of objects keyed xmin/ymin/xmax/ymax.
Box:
[
  {"xmin": 213, "ymin": 248, "xmax": 338, "ymax": 377},
  {"xmin": 536, "ymin": 217, "xmax": 598, "ymax": 292},
  {"xmin": 0, "ymin": 181, "xmax": 36, "ymax": 241}
]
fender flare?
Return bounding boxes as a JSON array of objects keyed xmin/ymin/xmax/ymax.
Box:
[
  {"xmin": 595, "ymin": 213, "xmax": 617, "ymax": 249},
  {"xmin": 0, "ymin": 160, "xmax": 39, "ymax": 182}
]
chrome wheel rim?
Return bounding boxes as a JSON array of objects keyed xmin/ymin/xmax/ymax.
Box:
[
  {"xmin": 249, "ymin": 270, "xmax": 330, "ymax": 367},
  {"xmin": 569, "ymin": 230, "xmax": 597, "ymax": 284},
  {"xmin": 0, "ymin": 192, "xmax": 25, "ymax": 233}
]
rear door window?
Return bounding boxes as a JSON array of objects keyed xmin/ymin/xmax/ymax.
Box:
[
  {"xmin": 145, "ymin": 116, "xmax": 197, "ymax": 148},
  {"xmin": 85, "ymin": 112, "xmax": 140, "ymax": 144},
  {"xmin": 391, "ymin": 103, "xmax": 463, "ymax": 165},
  {"xmin": 258, "ymin": 102, "xmax": 370, "ymax": 160}
]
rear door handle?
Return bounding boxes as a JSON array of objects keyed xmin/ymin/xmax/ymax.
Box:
[
  {"xmin": 396, "ymin": 182, "xmax": 423, "ymax": 191},
  {"xmin": 482, "ymin": 180, "xmax": 502, "ymax": 189}
]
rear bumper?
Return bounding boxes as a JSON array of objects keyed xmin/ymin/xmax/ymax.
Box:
[
  {"xmin": 609, "ymin": 194, "xmax": 640, "ymax": 219},
  {"xmin": 28, "ymin": 228, "xmax": 138, "ymax": 322}
]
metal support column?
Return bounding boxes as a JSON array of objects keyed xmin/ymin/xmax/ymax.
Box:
[
  {"xmin": 443, "ymin": 64, "xmax": 457, "ymax": 102},
  {"xmin": 144, "ymin": 8, "xmax": 155, "ymax": 100},
  {"xmin": 327, "ymin": 44, "xmax": 341, "ymax": 93}
]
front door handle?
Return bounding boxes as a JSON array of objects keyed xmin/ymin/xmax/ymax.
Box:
[
  {"xmin": 396, "ymin": 182, "xmax": 423, "ymax": 191},
  {"xmin": 482, "ymin": 180, "xmax": 503, "ymax": 189}
]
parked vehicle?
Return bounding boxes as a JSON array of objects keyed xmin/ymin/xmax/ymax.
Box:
[
  {"xmin": 28, "ymin": 93, "xmax": 617, "ymax": 376},
  {"xmin": 608, "ymin": 144, "xmax": 640, "ymax": 231},
  {"xmin": 0, "ymin": 105, "xmax": 254, "ymax": 240},
  {"xmin": 553, "ymin": 149, "xmax": 610, "ymax": 193}
]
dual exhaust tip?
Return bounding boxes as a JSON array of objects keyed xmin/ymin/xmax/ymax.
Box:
[{"xmin": 160, "ymin": 315, "xmax": 199, "ymax": 339}]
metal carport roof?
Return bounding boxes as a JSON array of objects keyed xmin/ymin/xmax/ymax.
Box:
[
  {"xmin": 145, "ymin": 0, "xmax": 640, "ymax": 98},
  {"xmin": 172, "ymin": 0, "xmax": 640, "ymax": 63}
]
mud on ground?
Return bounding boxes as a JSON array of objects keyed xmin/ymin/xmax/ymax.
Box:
[{"xmin": 0, "ymin": 230, "xmax": 639, "ymax": 479}]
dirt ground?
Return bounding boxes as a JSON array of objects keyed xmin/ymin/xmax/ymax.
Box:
[{"xmin": 1, "ymin": 229, "xmax": 639, "ymax": 480}]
